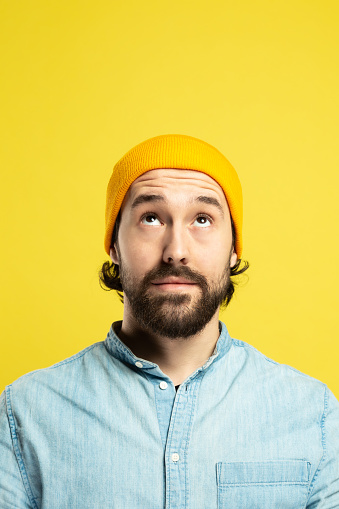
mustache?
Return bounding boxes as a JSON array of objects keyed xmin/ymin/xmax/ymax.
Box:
[{"xmin": 143, "ymin": 265, "xmax": 208, "ymax": 288}]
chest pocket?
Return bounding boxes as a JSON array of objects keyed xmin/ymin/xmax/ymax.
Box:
[{"xmin": 216, "ymin": 460, "xmax": 311, "ymax": 509}]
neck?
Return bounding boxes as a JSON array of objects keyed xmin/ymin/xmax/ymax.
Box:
[{"xmin": 116, "ymin": 307, "xmax": 221, "ymax": 386}]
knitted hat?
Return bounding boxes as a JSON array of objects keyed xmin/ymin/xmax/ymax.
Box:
[{"xmin": 105, "ymin": 134, "xmax": 243, "ymax": 257}]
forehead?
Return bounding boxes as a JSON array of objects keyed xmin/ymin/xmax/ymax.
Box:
[{"xmin": 125, "ymin": 168, "xmax": 227, "ymax": 205}]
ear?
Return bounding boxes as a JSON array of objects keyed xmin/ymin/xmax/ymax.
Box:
[
  {"xmin": 109, "ymin": 245, "xmax": 120, "ymax": 265},
  {"xmin": 230, "ymin": 249, "xmax": 238, "ymax": 268}
]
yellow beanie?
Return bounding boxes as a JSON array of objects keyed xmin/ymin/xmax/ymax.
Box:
[{"xmin": 105, "ymin": 134, "xmax": 243, "ymax": 257}]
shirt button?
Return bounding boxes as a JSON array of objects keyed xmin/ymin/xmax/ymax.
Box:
[
  {"xmin": 135, "ymin": 361, "xmax": 143, "ymax": 368},
  {"xmin": 159, "ymin": 381, "xmax": 168, "ymax": 390},
  {"xmin": 171, "ymin": 453, "xmax": 180, "ymax": 462}
]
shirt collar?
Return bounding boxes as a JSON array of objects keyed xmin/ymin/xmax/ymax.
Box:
[{"xmin": 104, "ymin": 320, "xmax": 233, "ymax": 374}]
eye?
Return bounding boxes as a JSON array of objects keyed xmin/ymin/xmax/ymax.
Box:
[
  {"xmin": 141, "ymin": 213, "xmax": 162, "ymax": 226},
  {"xmin": 194, "ymin": 214, "xmax": 213, "ymax": 227}
]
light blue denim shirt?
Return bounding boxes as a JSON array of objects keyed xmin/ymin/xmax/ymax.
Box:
[{"xmin": 1, "ymin": 320, "xmax": 339, "ymax": 508}]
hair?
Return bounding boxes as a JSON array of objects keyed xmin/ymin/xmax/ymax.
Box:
[{"xmin": 99, "ymin": 210, "xmax": 249, "ymax": 308}]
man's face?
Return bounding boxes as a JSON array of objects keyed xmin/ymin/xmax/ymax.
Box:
[{"xmin": 110, "ymin": 169, "xmax": 237, "ymax": 339}]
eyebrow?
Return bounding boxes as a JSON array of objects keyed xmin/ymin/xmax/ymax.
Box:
[
  {"xmin": 131, "ymin": 194, "xmax": 165, "ymax": 209},
  {"xmin": 131, "ymin": 193, "xmax": 224, "ymax": 217},
  {"xmin": 196, "ymin": 195, "xmax": 224, "ymax": 217}
]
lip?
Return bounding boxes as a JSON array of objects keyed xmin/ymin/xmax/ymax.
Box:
[{"xmin": 151, "ymin": 277, "xmax": 196, "ymax": 285}]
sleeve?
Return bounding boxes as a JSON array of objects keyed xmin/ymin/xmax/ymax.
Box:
[
  {"xmin": 306, "ymin": 386, "xmax": 339, "ymax": 508},
  {"xmin": 0, "ymin": 390, "xmax": 34, "ymax": 508}
]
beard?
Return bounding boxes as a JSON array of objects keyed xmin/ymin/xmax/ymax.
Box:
[{"xmin": 117, "ymin": 248, "xmax": 233, "ymax": 339}]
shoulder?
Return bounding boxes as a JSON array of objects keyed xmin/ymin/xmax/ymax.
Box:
[
  {"xmin": 228, "ymin": 337, "xmax": 339, "ymax": 437},
  {"xmin": 5, "ymin": 341, "xmax": 106, "ymax": 399},
  {"xmin": 230, "ymin": 336, "xmax": 331, "ymax": 397}
]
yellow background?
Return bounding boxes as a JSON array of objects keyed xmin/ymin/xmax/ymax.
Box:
[{"xmin": 1, "ymin": 1, "xmax": 338, "ymax": 397}]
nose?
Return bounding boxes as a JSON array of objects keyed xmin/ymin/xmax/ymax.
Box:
[{"xmin": 162, "ymin": 224, "xmax": 189, "ymax": 265}]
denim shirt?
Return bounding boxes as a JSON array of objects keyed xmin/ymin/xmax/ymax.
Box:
[{"xmin": 1, "ymin": 320, "xmax": 339, "ymax": 508}]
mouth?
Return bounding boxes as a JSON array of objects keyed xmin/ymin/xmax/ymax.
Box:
[
  {"xmin": 151, "ymin": 278, "xmax": 196, "ymax": 285},
  {"xmin": 151, "ymin": 279, "xmax": 198, "ymax": 291}
]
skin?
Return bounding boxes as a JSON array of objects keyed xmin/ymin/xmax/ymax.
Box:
[{"xmin": 110, "ymin": 169, "xmax": 237, "ymax": 386}]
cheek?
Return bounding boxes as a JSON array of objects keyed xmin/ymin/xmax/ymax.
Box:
[
  {"xmin": 205, "ymin": 238, "xmax": 231, "ymax": 265},
  {"xmin": 119, "ymin": 233, "xmax": 160, "ymax": 273}
]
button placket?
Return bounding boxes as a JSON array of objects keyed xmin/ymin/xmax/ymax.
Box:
[{"xmin": 164, "ymin": 374, "xmax": 203, "ymax": 508}]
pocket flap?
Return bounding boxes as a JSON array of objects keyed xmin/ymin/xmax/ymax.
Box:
[{"xmin": 217, "ymin": 460, "xmax": 310, "ymax": 485}]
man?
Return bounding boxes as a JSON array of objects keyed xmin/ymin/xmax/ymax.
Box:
[{"xmin": 1, "ymin": 134, "xmax": 338, "ymax": 508}]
